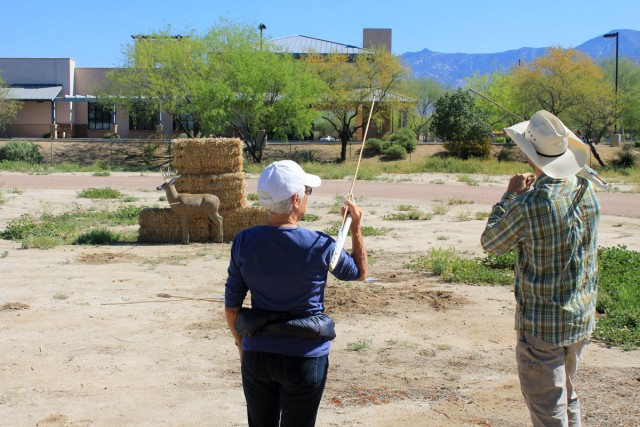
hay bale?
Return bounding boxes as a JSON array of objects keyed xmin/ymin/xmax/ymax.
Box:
[
  {"xmin": 172, "ymin": 138, "xmax": 244, "ymax": 174},
  {"xmin": 174, "ymin": 172, "xmax": 247, "ymax": 210},
  {"xmin": 138, "ymin": 206, "xmax": 269, "ymax": 244}
]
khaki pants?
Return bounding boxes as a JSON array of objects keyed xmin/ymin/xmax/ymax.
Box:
[{"xmin": 516, "ymin": 330, "xmax": 587, "ymax": 427}]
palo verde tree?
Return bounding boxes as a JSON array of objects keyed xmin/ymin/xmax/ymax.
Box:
[
  {"xmin": 602, "ymin": 57, "xmax": 640, "ymax": 139},
  {"xmin": 103, "ymin": 29, "xmax": 210, "ymax": 138},
  {"xmin": 204, "ymin": 25, "xmax": 323, "ymax": 162},
  {"xmin": 512, "ymin": 47, "xmax": 619, "ymax": 165},
  {"xmin": 512, "ymin": 47, "xmax": 610, "ymax": 118},
  {"xmin": 398, "ymin": 77, "xmax": 445, "ymax": 141},
  {"xmin": 0, "ymin": 72, "xmax": 21, "ymax": 133},
  {"xmin": 103, "ymin": 20, "xmax": 322, "ymax": 163},
  {"xmin": 467, "ymin": 70, "xmax": 520, "ymax": 131},
  {"xmin": 305, "ymin": 49, "xmax": 409, "ymax": 162},
  {"xmin": 430, "ymin": 88, "xmax": 492, "ymax": 159}
]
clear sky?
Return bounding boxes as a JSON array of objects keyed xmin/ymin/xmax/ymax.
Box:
[{"xmin": 1, "ymin": 0, "xmax": 638, "ymax": 67}]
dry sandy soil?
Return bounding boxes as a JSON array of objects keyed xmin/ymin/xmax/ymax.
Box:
[{"xmin": 0, "ymin": 142, "xmax": 639, "ymax": 426}]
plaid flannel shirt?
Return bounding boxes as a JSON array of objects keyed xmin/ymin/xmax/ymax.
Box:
[{"xmin": 481, "ymin": 175, "xmax": 600, "ymax": 346}]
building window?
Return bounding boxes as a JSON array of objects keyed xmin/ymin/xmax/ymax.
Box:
[
  {"xmin": 129, "ymin": 104, "xmax": 158, "ymax": 130},
  {"xmin": 88, "ymin": 103, "xmax": 113, "ymax": 130},
  {"xmin": 173, "ymin": 113, "xmax": 195, "ymax": 133}
]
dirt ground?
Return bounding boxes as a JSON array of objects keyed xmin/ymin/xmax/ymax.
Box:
[{"xmin": 0, "ymin": 143, "xmax": 639, "ymax": 426}]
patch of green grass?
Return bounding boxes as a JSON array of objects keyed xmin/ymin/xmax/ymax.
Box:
[
  {"xmin": 0, "ymin": 190, "xmax": 4, "ymax": 206},
  {"xmin": 21, "ymin": 235, "xmax": 65, "ymax": 249},
  {"xmin": 431, "ymin": 202, "xmax": 449, "ymax": 215},
  {"xmin": 475, "ymin": 211, "xmax": 490, "ymax": 221},
  {"xmin": 53, "ymin": 292, "xmax": 69, "ymax": 300},
  {"xmin": 409, "ymin": 245, "xmax": 640, "ymax": 349},
  {"xmin": 455, "ymin": 209, "xmax": 473, "ymax": 222},
  {"xmin": 396, "ymin": 204, "xmax": 417, "ymax": 211},
  {"xmin": 247, "ymin": 193, "xmax": 260, "ymax": 201},
  {"xmin": 0, "ymin": 160, "xmax": 129, "ymax": 174},
  {"xmin": 323, "ymin": 221, "xmax": 389, "ymax": 237},
  {"xmin": 407, "ymin": 247, "xmax": 515, "ymax": 287},
  {"xmin": 436, "ymin": 235, "xmax": 449, "ymax": 241},
  {"xmin": 594, "ymin": 245, "xmax": 640, "ymax": 349},
  {"xmin": 346, "ymin": 338, "xmax": 372, "ymax": 353},
  {"xmin": 448, "ymin": 198, "xmax": 473, "ymax": 205},
  {"xmin": 93, "ymin": 171, "xmax": 111, "ymax": 177},
  {"xmin": 457, "ymin": 175, "xmax": 479, "ymax": 186},
  {"xmin": 77, "ymin": 187, "xmax": 124, "ymax": 199},
  {"xmin": 75, "ymin": 228, "xmax": 123, "ymax": 245},
  {"xmin": 301, "ymin": 213, "xmax": 320, "ymax": 222},
  {"xmin": 0, "ymin": 205, "xmax": 144, "ymax": 248},
  {"xmin": 383, "ymin": 210, "xmax": 433, "ymax": 221}
]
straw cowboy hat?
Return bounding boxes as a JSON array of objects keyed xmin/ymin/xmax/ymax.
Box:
[{"xmin": 504, "ymin": 110, "xmax": 590, "ymax": 178}]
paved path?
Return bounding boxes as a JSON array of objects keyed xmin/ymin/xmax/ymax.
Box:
[{"xmin": 1, "ymin": 173, "xmax": 638, "ymax": 218}]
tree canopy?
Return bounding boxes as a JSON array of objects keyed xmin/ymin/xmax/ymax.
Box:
[
  {"xmin": 430, "ymin": 89, "xmax": 491, "ymax": 159},
  {"xmin": 103, "ymin": 20, "xmax": 322, "ymax": 163},
  {"xmin": 305, "ymin": 49, "xmax": 409, "ymax": 162},
  {"xmin": 398, "ymin": 77, "xmax": 445, "ymax": 141}
]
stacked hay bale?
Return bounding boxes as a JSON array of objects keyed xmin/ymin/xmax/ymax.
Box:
[{"xmin": 138, "ymin": 138, "xmax": 269, "ymax": 243}]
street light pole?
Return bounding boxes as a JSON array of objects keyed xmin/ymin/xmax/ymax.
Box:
[
  {"xmin": 258, "ymin": 23, "xmax": 266, "ymax": 50},
  {"xmin": 603, "ymin": 32, "xmax": 619, "ymax": 134}
]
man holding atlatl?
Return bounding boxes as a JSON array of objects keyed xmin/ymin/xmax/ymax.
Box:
[{"xmin": 481, "ymin": 110, "xmax": 600, "ymax": 427}]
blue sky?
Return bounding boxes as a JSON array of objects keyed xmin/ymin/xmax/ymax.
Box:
[{"xmin": 1, "ymin": 0, "xmax": 638, "ymax": 67}]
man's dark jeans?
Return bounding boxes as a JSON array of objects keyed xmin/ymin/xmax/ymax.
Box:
[{"xmin": 241, "ymin": 350, "xmax": 329, "ymax": 427}]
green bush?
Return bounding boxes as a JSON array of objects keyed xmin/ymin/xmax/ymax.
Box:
[
  {"xmin": 0, "ymin": 141, "xmax": 44, "ymax": 164},
  {"xmin": 391, "ymin": 128, "xmax": 418, "ymax": 154},
  {"xmin": 382, "ymin": 144, "xmax": 407, "ymax": 160},
  {"xmin": 0, "ymin": 214, "xmax": 39, "ymax": 240},
  {"xmin": 365, "ymin": 138, "xmax": 387, "ymax": 155},
  {"xmin": 75, "ymin": 228, "xmax": 121, "ymax": 245},
  {"xmin": 391, "ymin": 128, "xmax": 418, "ymax": 153},
  {"xmin": 77, "ymin": 187, "xmax": 124, "ymax": 199},
  {"xmin": 291, "ymin": 150, "xmax": 320, "ymax": 163},
  {"xmin": 613, "ymin": 146, "xmax": 636, "ymax": 168},
  {"xmin": 443, "ymin": 137, "xmax": 492, "ymax": 159}
]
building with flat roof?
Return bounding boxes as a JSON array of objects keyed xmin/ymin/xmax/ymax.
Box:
[{"xmin": 0, "ymin": 28, "xmax": 400, "ymax": 140}]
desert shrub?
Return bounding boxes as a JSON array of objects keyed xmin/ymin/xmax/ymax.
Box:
[
  {"xmin": 0, "ymin": 214, "xmax": 39, "ymax": 240},
  {"xmin": 443, "ymin": 137, "xmax": 491, "ymax": 159},
  {"xmin": 382, "ymin": 144, "xmax": 407, "ymax": 160},
  {"xmin": 291, "ymin": 149, "xmax": 320, "ymax": 163},
  {"xmin": 0, "ymin": 141, "xmax": 44, "ymax": 164},
  {"xmin": 75, "ymin": 228, "xmax": 121, "ymax": 245},
  {"xmin": 365, "ymin": 138, "xmax": 387, "ymax": 155},
  {"xmin": 613, "ymin": 145, "xmax": 636, "ymax": 168},
  {"xmin": 77, "ymin": 187, "xmax": 124, "ymax": 199},
  {"xmin": 390, "ymin": 128, "xmax": 418, "ymax": 154}
]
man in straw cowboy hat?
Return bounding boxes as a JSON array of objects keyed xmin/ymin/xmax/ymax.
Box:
[{"xmin": 481, "ymin": 110, "xmax": 601, "ymax": 427}]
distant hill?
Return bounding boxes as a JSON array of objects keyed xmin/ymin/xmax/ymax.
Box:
[{"xmin": 400, "ymin": 29, "xmax": 640, "ymax": 87}]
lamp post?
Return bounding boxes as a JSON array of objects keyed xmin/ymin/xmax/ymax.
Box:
[
  {"xmin": 603, "ymin": 32, "xmax": 619, "ymax": 134},
  {"xmin": 258, "ymin": 23, "xmax": 266, "ymax": 50}
]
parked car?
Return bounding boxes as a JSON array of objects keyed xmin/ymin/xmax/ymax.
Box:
[{"xmin": 319, "ymin": 136, "xmax": 336, "ymax": 142}]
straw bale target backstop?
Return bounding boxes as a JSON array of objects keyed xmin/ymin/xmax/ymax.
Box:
[{"xmin": 138, "ymin": 138, "xmax": 269, "ymax": 243}]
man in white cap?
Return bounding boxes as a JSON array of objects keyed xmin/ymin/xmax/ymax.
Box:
[
  {"xmin": 224, "ymin": 160, "xmax": 367, "ymax": 427},
  {"xmin": 481, "ymin": 111, "xmax": 601, "ymax": 427}
]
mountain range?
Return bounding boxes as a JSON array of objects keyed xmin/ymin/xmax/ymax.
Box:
[{"xmin": 399, "ymin": 29, "xmax": 640, "ymax": 87}]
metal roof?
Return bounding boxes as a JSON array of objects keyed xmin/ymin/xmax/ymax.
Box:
[
  {"xmin": 270, "ymin": 35, "xmax": 370, "ymax": 55},
  {"xmin": 3, "ymin": 85, "xmax": 62, "ymax": 101}
]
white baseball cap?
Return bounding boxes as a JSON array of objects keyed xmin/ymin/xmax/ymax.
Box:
[{"xmin": 257, "ymin": 160, "xmax": 322, "ymax": 203}]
